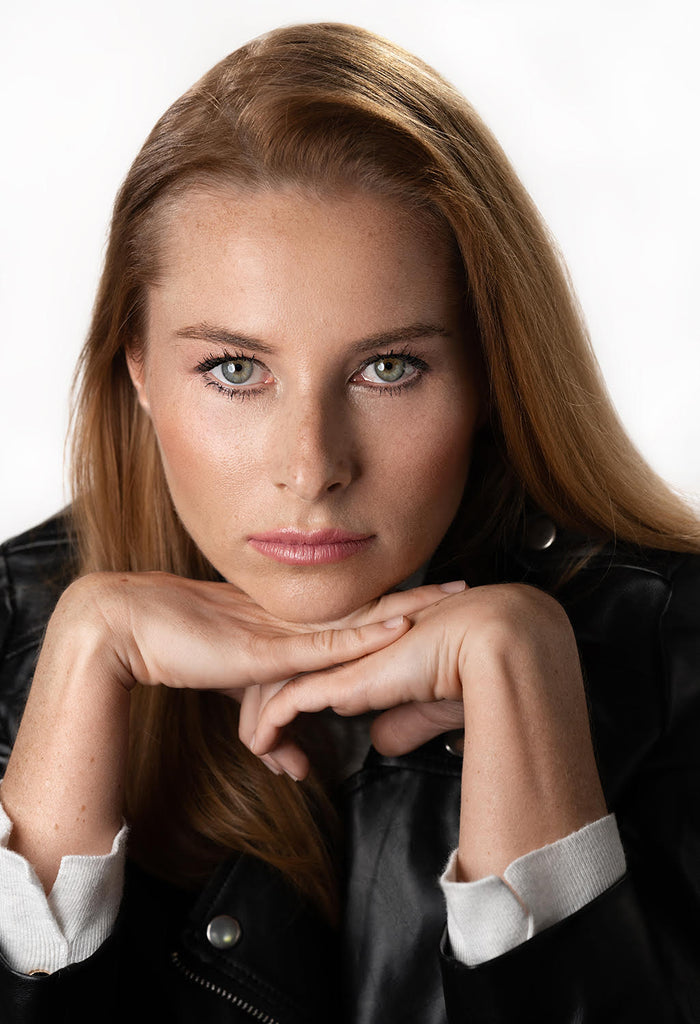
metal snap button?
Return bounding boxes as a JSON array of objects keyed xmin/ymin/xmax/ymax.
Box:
[
  {"xmin": 206, "ymin": 914, "xmax": 242, "ymax": 950},
  {"xmin": 525, "ymin": 517, "xmax": 557, "ymax": 551},
  {"xmin": 443, "ymin": 730, "xmax": 464, "ymax": 757}
]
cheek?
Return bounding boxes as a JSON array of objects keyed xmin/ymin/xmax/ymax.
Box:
[
  {"xmin": 376, "ymin": 397, "xmax": 477, "ymax": 531},
  {"xmin": 146, "ymin": 393, "xmax": 262, "ymax": 522}
]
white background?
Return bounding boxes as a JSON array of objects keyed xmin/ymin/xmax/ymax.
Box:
[{"xmin": 1, "ymin": 0, "xmax": 698, "ymax": 541}]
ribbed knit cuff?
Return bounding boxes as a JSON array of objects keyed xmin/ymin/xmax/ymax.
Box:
[
  {"xmin": 440, "ymin": 813, "xmax": 626, "ymax": 967},
  {"xmin": 441, "ymin": 855, "xmax": 531, "ymax": 964},
  {"xmin": 0, "ymin": 795, "xmax": 127, "ymax": 974}
]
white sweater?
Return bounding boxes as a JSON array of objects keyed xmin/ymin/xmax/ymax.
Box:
[{"xmin": 0, "ymin": 797, "xmax": 625, "ymax": 975}]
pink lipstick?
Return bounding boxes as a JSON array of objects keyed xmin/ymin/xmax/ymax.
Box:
[{"xmin": 248, "ymin": 528, "xmax": 374, "ymax": 565}]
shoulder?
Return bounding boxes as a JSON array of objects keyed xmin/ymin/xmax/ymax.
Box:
[
  {"xmin": 556, "ymin": 541, "xmax": 700, "ymax": 660},
  {"xmin": 0, "ymin": 510, "xmax": 77, "ymax": 765},
  {"xmin": 0, "ymin": 509, "xmax": 77, "ymax": 650},
  {"xmin": 523, "ymin": 528, "xmax": 700, "ymax": 683},
  {"xmin": 575, "ymin": 544, "xmax": 700, "ymax": 800},
  {"xmin": 551, "ymin": 539, "xmax": 700, "ymax": 674},
  {"xmin": 507, "ymin": 518, "xmax": 700, "ymax": 623}
]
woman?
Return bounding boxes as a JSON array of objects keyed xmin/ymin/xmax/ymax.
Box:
[{"xmin": 0, "ymin": 21, "xmax": 699, "ymax": 1023}]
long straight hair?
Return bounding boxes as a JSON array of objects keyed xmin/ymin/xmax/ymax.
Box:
[{"xmin": 69, "ymin": 22, "xmax": 700, "ymax": 918}]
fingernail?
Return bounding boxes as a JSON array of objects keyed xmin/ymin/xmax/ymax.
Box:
[
  {"xmin": 261, "ymin": 755, "xmax": 282, "ymax": 776},
  {"xmin": 269, "ymin": 751, "xmax": 301, "ymax": 781},
  {"xmin": 383, "ymin": 615, "xmax": 405, "ymax": 629},
  {"xmin": 250, "ymin": 731, "xmax": 258, "ymax": 753},
  {"xmin": 440, "ymin": 580, "xmax": 466, "ymax": 593},
  {"xmin": 268, "ymin": 755, "xmax": 300, "ymax": 782}
]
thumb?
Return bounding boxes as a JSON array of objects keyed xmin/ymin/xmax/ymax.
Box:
[{"xmin": 370, "ymin": 700, "xmax": 464, "ymax": 756}]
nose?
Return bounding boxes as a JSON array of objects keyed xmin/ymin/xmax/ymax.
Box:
[{"xmin": 271, "ymin": 393, "xmax": 355, "ymax": 501}]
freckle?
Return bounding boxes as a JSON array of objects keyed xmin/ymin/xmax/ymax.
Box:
[
  {"xmin": 90, "ymin": 757, "xmax": 95, "ymax": 763},
  {"xmin": 80, "ymin": 805, "xmax": 86, "ymax": 812},
  {"xmin": 54, "ymin": 823, "xmax": 59, "ymax": 830}
]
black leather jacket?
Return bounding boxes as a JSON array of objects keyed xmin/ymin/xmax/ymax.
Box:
[{"xmin": 1, "ymin": 512, "xmax": 699, "ymax": 1023}]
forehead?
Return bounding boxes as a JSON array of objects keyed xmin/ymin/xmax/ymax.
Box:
[
  {"xmin": 146, "ymin": 186, "xmax": 465, "ymax": 348},
  {"xmin": 155, "ymin": 184, "xmax": 456, "ymax": 283}
]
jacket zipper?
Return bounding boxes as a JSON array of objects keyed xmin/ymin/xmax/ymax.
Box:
[{"xmin": 170, "ymin": 950, "xmax": 281, "ymax": 1024}]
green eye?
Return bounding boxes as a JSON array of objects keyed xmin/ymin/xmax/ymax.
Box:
[
  {"xmin": 355, "ymin": 354, "xmax": 422, "ymax": 388},
  {"xmin": 220, "ymin": 358, "xmax": 254, "ymax": 384},
  {"xmin": 373, "ymin": 358, "xmax": 406, "ymax": 382}
]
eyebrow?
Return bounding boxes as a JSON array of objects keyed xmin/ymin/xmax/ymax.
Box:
[{"xmin": 173, "ymin": 321, "xmax": 452, "ymax": 355}]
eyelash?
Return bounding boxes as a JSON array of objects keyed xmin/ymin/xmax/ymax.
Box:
[
  {"xmin": 194, "ymin": 348, "xmax": 429, "ymax": 400},
  {"xmin": 195, "ymin": 351, "xmax": 266, "ymax": 401},
  {"xmin": 355, "ymin": 349, "xmax": 428, "ymax": 396}
]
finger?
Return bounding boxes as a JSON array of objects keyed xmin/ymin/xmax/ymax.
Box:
[
  {"xmin": 260, "ymin": 739, "xmax": 310, "ymax": 782},
  {"xmin": 249, "ymin": 614, "xmax": 411, "ymax": 687},
  {"xmin": 239, "ymin": 680, "xmax": 292, "ymax": 748},
  {"xmin": 250, "ymin": 644, "xmax": 428, "ymax": 754},
  {"xmin": 370, "ymin": 700, "xmax": 465, "ymax": 756},
  {"xmin": 224, "ymin": 686, "xmax": 247, "ymax": 705},
  {"xmin": 337, "ymin": 581, "xmax": 467, "ymax": 629},
  {"xmin": 238, "ymin": 685, "xmax": 262, "ymax": 749},
  {"xmin": 239, "ymin": 684, "xmax": 309, "ymax": 779}
]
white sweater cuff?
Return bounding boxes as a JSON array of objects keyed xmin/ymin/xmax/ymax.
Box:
[
  {"xmin": 0, "ymin": 797, "xmax": 127, "ymax": 975},
  {"xmin": 440, "ymin": 813, "xmax": 626, "ymax": 966}
]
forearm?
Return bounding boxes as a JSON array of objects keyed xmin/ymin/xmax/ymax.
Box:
[
  {"xmin": 1, "ymin": 582, "xmax": 131, "ymax": 892},
  {"xmin": 455, "ymin": 593, "xmax": 608, "ymax": 881},
  {"xmin": 456, "ymin": 680, "xmax": 607, "ymax": 880}
]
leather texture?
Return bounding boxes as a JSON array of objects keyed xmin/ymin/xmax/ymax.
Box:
[{"xmin": 0, "ymin": 510, "xmax": 699, "ymax": 1023}]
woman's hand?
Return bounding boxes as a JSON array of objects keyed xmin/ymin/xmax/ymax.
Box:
[
  {"xmin": 98, "ymin": 569, "xmax": 460, "ymax": 785},
  {"xmin": 83, "ymin": 570, "xmax": 442, "ymax": 693},
  {"xmin": 0, "ymin": 570, "xmax": 454, "ymax": 890},
  {"xmin": 247, "ymin": 582, "xmax": 609, "ymax": 881},
  {"xmin": 233, "ymin": 577, "xmax": 467, "ymax": 779}
]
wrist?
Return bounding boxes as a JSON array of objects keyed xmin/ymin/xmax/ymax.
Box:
[
  {"xmin": 46, "ymin": 573, "xmax": 136, "ymax": 691},
  {"xmin": 454, "ymin": 597, "xmax": 607, "ymax": 881},
  {"xmin": 1, "ymin": 574, "xmax": 133, "ymax": 890}
]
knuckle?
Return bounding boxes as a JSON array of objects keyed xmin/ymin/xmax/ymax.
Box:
[
  {"xmin": 243, "ymin": 629, "xmax": 266, "ymax": 665},
  {"xmin": 332, "ymin": 699, "xmax": 357, "ymax": 717},
  {"xmin": 309, "ymin": 628, "xmax": 340, "ymax": 657},
  {"xmin": 244, "ymin": 634, "xmax": 288, "ymax": 685}
]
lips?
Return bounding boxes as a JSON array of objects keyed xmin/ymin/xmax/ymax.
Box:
[{"xmin": 247, "ymin": 527, "xmax": 374, "ymax": 565}]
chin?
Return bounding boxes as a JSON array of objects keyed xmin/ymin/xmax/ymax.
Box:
[
  {"xmin": 221, "ymin": 567, "xmax": 393, "ymax": 626},
  {"xmin": 253, "ymin": 585, "xmax": 380, "ymax": 626}
]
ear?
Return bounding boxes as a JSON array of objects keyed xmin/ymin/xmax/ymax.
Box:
[{"xmin": 125, "ymin": 347, "xmax": 151, "ymax": 416}]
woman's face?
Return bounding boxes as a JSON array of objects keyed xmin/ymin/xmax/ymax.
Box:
[{"xmin": 127, "ymin": 186, "xmax": 482, "ymax": 623}]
